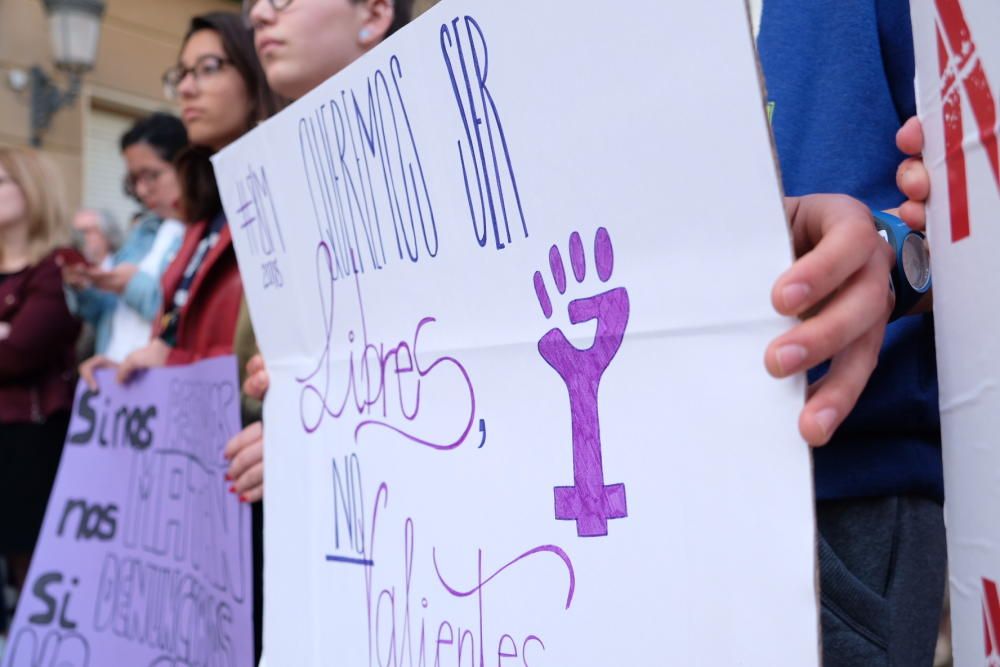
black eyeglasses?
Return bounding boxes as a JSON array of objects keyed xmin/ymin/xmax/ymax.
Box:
[
  {"xmin": 162, "ymin": 54, "xmax": 234, "ymax": 101},
  {"xmin": 123, "ymin": 169, "xmax": 164, "ymax": 198},
  {"xmin": 243, "ymin": 0, "xmax": 294, "ymax": 24}
]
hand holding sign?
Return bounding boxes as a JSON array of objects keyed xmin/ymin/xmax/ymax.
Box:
[
  {"xmin": 225, "ymin": 421, "xmax": 264, "ymax": 503},
  {"xmin": 766, "ymin": 194, "xmax": 896, "ymax": 445},
  {"xmin": 896, "ymin": 117, "xmax": 931, "ymax": 230},
  {"xmin": 243, "ymin": 353, "xmax": 268, "ymax": 401}
]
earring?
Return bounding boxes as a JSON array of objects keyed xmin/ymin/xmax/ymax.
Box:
[{"xmin": 359, "ymin": 27, "xmax": 372, "ymax": 41}]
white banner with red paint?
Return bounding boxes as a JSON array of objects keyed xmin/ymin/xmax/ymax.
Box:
[
  {"xmin": 212, "ymin": 0, "xmax": 820, "ymax": 664},
  {"xmin": 910, "ymin": 0, "xmax": 1000, "ymax": 664}
]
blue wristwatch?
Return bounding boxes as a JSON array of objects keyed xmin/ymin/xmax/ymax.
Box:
[{"xmin": 871, "ymin": 210, "xmax": 931, "ymax": 320}]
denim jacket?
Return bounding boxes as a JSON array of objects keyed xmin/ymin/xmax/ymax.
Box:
[{"xmin": 66, "ymin": 212, "xmax": 183, "ymax": 355}]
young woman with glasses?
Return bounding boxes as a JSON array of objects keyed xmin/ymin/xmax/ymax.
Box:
[{"xmin": 82, "ymin": 12, "xmax": 282, "ymax": 386}]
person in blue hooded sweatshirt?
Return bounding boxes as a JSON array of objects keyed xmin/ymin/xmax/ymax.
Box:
[{"xmin": 758, "ymin": 1, "xmax": 944, "ymax": 664}]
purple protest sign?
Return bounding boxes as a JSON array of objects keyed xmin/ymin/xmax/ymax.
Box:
[{"xmin": 1, "ymin": 356, "xmax": 253, "ymax": 667}]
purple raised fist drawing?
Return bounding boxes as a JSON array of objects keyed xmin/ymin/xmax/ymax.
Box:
[{"xmin": 533, "ymin": 227, "xmax": 629, "ymax": 537}]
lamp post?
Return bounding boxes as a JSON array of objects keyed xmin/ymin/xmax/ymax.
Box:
[{"xmin": 26, "ymin": 0, "xmax": 106, "ymax": 147}]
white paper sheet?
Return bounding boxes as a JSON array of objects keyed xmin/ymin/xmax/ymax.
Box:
[{"xmin": 213, "ymin": 0, "xmax": 819, "ymax": 664}]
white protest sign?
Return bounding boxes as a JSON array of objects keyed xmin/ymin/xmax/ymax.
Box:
[
  {"xmin": 213, "ymin": 0, "xmax": 820, "ymax": 664},
  {"xmin": 910, "ymin": 1, "xmax": 1000, "ymax": 663}
]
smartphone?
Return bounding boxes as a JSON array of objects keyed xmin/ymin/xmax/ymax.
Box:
[{"xmin": 53, "ymin": 247, "xmax": 90, "ymax": 268}]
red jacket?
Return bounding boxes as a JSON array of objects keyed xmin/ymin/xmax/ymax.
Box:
[
  {"xmin": 0, "ymin": 251, "xmax": 81, "ymax": 423},
  {"xmin": 155, "ymin": 219, "xmax": 243, "ymax": 365}
]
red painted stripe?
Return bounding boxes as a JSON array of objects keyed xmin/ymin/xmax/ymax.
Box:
[
  {"xmin": 937, "ymin": 24, "xmax": 971, "ymax": 241},
  {"xmin": 984, "ymin": 578, "xmax": 1000, "ymax": 656},
  {"xmin": 935, "ymin": 0, "xmax": 1000, "ymax": 242}
]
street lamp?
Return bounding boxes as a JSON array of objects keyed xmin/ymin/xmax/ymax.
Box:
[{"xmin": 17, "ymin": 0, "xmax": 106, "ymax": 146}]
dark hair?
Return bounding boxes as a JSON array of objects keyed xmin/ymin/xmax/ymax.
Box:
[
  {"xmin": 175, "ymin": 145, "xmax": 222, "ymax": 224},
  {"xmin": 177, "ymin": 12, "xmax": 284, "ymax": 222},
  {"xmin": 120, "ymin": 112, "xmax": 188, "ymax": 163},
  {"xmin": 185, "ymin": 12, "xmax": 283, "ymax": 132},
  {"xmin": 382, "ymin": 0, "xmax": 414, "ymax": 39}
]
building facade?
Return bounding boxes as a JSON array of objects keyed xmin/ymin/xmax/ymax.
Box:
[{"xmin": 0, "ymin": 0, "xmax": 437, "ymax": 227}]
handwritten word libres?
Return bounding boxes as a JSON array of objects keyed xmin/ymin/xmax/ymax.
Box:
[
  {"xmin": 298, "ymin": 242, "xmax": 476, "ymax": 450},
  {"xmin": 298, "ymin": 53, "xmax": 437, "ymax": 283}
]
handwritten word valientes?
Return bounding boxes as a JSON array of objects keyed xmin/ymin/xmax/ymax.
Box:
[{"xmin": 327, "ymin": 462, "xmax": 576, "ymax": 667}]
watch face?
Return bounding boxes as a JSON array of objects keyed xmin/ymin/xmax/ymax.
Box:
[{"xmin": 902, "ymin": 233, "xmax": 932, "ymax": 292}]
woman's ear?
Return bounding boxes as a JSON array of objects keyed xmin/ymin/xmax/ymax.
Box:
[{"xmin": 358, "ymin": 0, "xmax": 395, "ymax": 46}]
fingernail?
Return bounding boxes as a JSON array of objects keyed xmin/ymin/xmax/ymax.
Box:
[
  {"xmin": 224, "ymin": 473, "xmax": 232, "ymax": 482},
  {"xmin": 240, "ymin": 495, "xmax": 249, "ymax": 503},
  {"xmin": 781, "ymin": 283, "xmax": 811, "ymax": 311},
  {"xmin": 901, "ymin": 167, "xmax": 914, "ymax": 189},
  {"xmin": 229, "ymin": 485, "xmax": 236, "ymax": 494},
  {"xmin": 775, "ymin": 344, "xmax": 807, "ymax": 374},
  {"xmin": 814, "ymin": 408, "xmax": 838, "ymax": 440}
]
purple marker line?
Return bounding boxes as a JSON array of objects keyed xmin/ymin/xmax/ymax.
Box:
[
  {"xmin": 549, "ymin": 245, "xmax": 567, "ymax": 294},
  {"xmin": 433, "ymin": 544, "xmax": 576, "ymax": 610},
  {"xmin": 534, "ymin": 271, "xmax": 553, "ymax": 319},
  {"xmin": 569, "ymin": 231, "xmax": 585, "ymax": 282}
]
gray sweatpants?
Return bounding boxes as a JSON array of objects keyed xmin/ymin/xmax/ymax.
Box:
[{"xmin": 818, "ymin": 496, "xmax": 947, "ymax": 667}]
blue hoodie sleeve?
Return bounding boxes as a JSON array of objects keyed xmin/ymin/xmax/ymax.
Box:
[{"xmin": 877, "ymin": 0, "xmax": 917, "ymax": 122}]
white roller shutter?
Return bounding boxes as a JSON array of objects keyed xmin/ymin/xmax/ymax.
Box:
[{"xmin": 83, "ymin": 107, "xmax": 143, "ymax": 236}]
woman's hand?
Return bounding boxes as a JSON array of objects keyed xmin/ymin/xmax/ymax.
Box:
[
  {"xmin": 116, "ymin": 338, "xmax": 171, "ymax": 384},
  {"xmin": 225, "ymin": 421, "xmax": 264, "ymax": 503},
  {"xmin": 244, "ymin": 353, "xmax": 270, "ymax": 401},
  {"xmin": 79, "ymin": 355, "xmax": 120, "ymax": 391}
]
